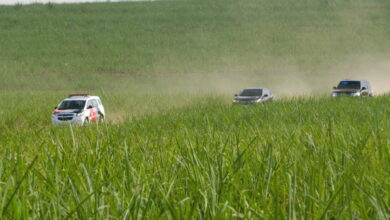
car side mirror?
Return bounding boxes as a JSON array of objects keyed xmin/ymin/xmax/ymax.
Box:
[
  {"xmin": 234, "ymin": 94, "xmax": 238, "ymax": 97},
  {"xmin": 361, "ymin": 87, "xmax": 367, "ymax": 91},
  {"xmin": 333, "ymin": 86, "xmax": 337, "ymax": 89},
  {"xmin": 87, "ymin": 105, "xmax": 93, "ymax": 109},
  {"xmin": 263, "ymin": 94, "xmax": 268, "ymax": 98},
  {"xmin": 54, "ymin": 106, "xmax": 57, "ymax": 109}
]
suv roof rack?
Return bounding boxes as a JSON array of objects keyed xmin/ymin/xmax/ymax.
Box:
[{"xmin": 68, "ymin": 94, "xmax": 90, "ymax": 98}]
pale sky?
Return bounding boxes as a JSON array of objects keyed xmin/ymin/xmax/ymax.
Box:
[{"xmin": 0, "ymin": 0, "xmax": 153, "ymax": 5}]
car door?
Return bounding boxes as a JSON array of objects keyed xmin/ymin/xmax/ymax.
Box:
[
  {"xmin": 361, "ymin": 81, "xmax": 369, "ymax": 97},
  {"xmin": 366, "ymin": 81, "xmax": 373, "ymax": 96},
  {"xmin": 262, "ymin": 90, "xmax": 270, "ymax": 101},
  {"xmin": 96, "ymin": 98, "xmax": 105, "ymax": 116},
  {"xmin": 268, "ymin": 91, "xmax": 274, "ymax": 100},
  {"xmin": 87, "ymin": 100, "xmax": 98, "ymax": 121}
]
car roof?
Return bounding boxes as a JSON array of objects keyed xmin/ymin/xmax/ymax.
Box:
[
  {"xmin": 63, "ymin": 97, "xmax": 88, "ymax": 101},
  {"xmin": 63, "ymin": 96, "xmax": 100, "ymax": 101},
  {"xmin": 339, "ymin": 80, "xmax": 366, "ymax": 82},
  {"xmin": 242, "ymin": 88, "xmax": 266, "ymax": 90}
]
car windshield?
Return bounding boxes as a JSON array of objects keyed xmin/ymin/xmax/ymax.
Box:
[
  {"xmin": 58, "ymin": 100, "xmax": 86, "ymax": 110},
  {"xmin": 240, "ymin": 89, "xmax": 263, "ymax": 96},
  {"xmin": 337, "ymin": 81, "xmax": 361, "ymax": 90}
]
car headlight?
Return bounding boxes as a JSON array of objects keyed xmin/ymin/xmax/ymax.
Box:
[
  {"xmin": 76, "ymin": 112, "xmax": 84, "ymax": 117},
  {"xmin": 352, "ymin": 92, "xmax": 361, "ymax": 96},
  {"xmin": 232, "ymin": 99, "xmax": 238, "ymax": 103},
  {"xmin": 332, "ymin": 93, "xmax": 338, "ymax": 97}
]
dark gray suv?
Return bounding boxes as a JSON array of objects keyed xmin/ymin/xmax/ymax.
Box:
[
  {"xmin": 233, "ymin": 88, "xmax": 274, "ymax": 104},
  {"xmin": 332, "ymin": 80, "xmax": 373, "ymax": 97}
]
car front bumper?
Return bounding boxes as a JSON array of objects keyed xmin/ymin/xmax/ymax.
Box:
[
  {"xmin": 51, "ymin": 117, "xmax": 84, "ymax": 126},
  {"xmin": 233, "ymin": 100, "xmax": 262, "ymax": 105}
]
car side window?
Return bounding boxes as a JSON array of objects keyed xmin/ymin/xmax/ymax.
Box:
[
  {"xmin": 86, "ymin": 100, "xmax": 93, "ymax": 108},
  {"xmin": 92, "ymin": 99, "xmax": 99, "ymax": 107},
  {"xmin": 362, "ymin": 82, "xmax": 367, "ymax": 89}
]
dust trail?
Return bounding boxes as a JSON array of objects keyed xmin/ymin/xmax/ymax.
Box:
[
  {"xmin": 328, "ymin": 57, "xmax": 390, "ymax": 95},
  {"xmin": 163, "ymin": 57, "xmax": 390, "ymax": 98},
  {"xmin": 143, "ymin": 71, "xmax": 313, "ymax": 98},
  {"xmin": 139, "ymin": 66, "xmax": 387, "ymax": 100}
]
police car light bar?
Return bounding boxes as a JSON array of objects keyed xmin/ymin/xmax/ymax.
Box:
[{"xmin": 68, "ymin": 94, "xmax": 90, "ymax": 98}]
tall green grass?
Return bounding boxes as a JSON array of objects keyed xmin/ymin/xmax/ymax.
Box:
[
  {"xmin": 0, "ymin": 0, "xmax": 389, "ymax": 218},
  {"xmin": 0, "ymin": 95, "xmax": 389, "ymax": 218}
]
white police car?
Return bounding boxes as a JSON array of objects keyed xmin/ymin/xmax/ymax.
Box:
[{"xmin": 52, "ymin": 94, "xmax": 105, "ymax": 126}]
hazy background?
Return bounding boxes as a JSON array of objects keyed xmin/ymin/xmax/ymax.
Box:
[
  {"xmin": 0, "ymin": 0, "xmax": 389, "ymax": 98},
  {"xmin": 1, "ymin": 1, "xmax": 390, "ymax": 218},
  {"xmin": 0, "ymin": 0, "xmax": 153, "ymax": 5}
]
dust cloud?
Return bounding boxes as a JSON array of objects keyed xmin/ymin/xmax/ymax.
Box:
[
  {"xmin": 327, "ymin": 57, "xmax": 390, "ymax": 95},
  {"xmin": 155, "ymin": 57, "xmax": 389, "ymax": 98}
]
